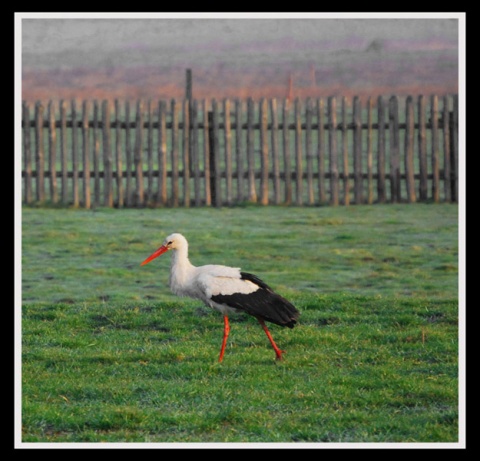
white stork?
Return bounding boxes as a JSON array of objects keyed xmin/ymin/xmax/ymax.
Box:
[{"xmin": 140, "ymin": 233, "xmax": 300, "ymax": 362}]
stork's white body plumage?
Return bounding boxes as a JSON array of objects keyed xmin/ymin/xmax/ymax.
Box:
[
  {"xmin": 167, "ymin": 237, "xmax": 258, "ymax": 313},
  {"xmin": 141, "ymin": 233, "xmax": 300, "ymax": 362}
]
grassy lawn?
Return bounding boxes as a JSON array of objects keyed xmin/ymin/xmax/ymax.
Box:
[{"xmin": 19, "ymin": 204, "xmax": 460, "ymax": 444}]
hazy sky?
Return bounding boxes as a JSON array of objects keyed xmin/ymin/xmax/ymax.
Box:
[{"xmin": 22, "ymin": 15, "xmax": 459, "ymax": 66}]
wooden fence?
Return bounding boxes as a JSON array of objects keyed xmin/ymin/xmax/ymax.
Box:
[{"xmin": 21, "ymin": 94, "xmax": 458, "ymax": 208}]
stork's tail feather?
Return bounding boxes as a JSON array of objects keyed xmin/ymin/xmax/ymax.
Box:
[{"xmin": 259, "ymin": 292, "xmax": 300, "ymax": 328}]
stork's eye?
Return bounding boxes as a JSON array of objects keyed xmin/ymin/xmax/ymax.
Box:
[{"xmin": 167, "ymin": 241, "xmax": 173, "ymax": 246}]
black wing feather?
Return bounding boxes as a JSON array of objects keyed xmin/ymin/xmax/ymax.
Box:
[{"xmin": 211, "ymin": 272, "xmax": 300, "ymax": 328}]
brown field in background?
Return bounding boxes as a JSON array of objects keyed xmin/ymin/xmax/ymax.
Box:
[
  {"xmin": 22, "ymin": 40, "xmax": 458, "ymax": 103},
  {"xmin": 22, "ymin": 64, "xmax": 458, "ymax": 103}
]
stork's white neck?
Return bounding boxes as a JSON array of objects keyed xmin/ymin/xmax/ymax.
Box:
[{"xmin": 169, "ymin": 244, "xmax": 196, "ymax": 296}]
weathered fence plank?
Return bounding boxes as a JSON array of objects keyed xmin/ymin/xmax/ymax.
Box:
[
  {"xmin": 235, "ymin": 100, "xmax": 245, "ymax": 203},
  {"xmin": 124, "ymin": 101, "xmax": 133, "ymax": 207},
  {"xmin": 353, "ymin": 96, "xmax": 363, "ymax": 204},
  {"xmin": 71, "ymin": 100, "xmax": 79, "ymax": 207},
  {"xmin": 134, "ymin": 100, "xmax": 144, "ymax": 207},
  {"xmin": 418, "ymin": 95, "xmax": 428, "ymax": 201},
  {"xmin": 183, "ymin": 98, "xmax": 191, "ymax": 207},
  {"xmin": 283, "ymin": 99, "xmax": 292, "ymax": 205},
  {"xmin": 366, "ymin": 97, "xmax": 374, "ymax": 204},
  {"xmin": 341, "ymin": 97, "xmax": 349, "ymax": 206},
  {"xmin": 48, "ymin": 101, "xmax": 57, "ymax": 204},
  {"xmin": 203, "ymin": 100, "xmax": 211, "ymax": 206},
  {"xmin": 404, "ymin": 96, "xmax": 416, "ymax": 203},
  {"xmin": 317, "ymin": 98, "xmax": 326, "ymax": 205},
  {"xmin": 34, "ymin": 101, "xmax": 45, "ymax": 203},
  {"xmin": 389, "ymin": 96, "xmax": 400, "ymax": 202},
  {"xmin": 259, "ymin": 98, "xmax": 269, "ymax": 205},
  {"xmin": 171, "ymin": 99, "xmax": 179, "ymax": 207},
  {"xmin": 209, "ymin": 100, "xmax": 221, "ymax": 207},
  {"xmin": 212, "ymin": 100, "xmax": 222, "ymax": 207},
  {"xmin": 247, "ymin": 98, "xmax": 257, "ymax": 203},
  {"xmin": 21, "ymin": 95, "xmax": 459, "ymax": 209},
  {"xmin": 92, "ymin": 101, "xmax": 101, "ymax": 207},
  {"xmin": 442, "ymin": 96, "xmax": 451, "ymax": 203},
  {"xmin": 328, "ymin": 96, "xmax": 339, "ymax": 206},
  {"xmin": 305, "ymin": 98, "xmax": 314, "ymax": 205},
  {"xmin": 450, "ymin": 94, "xmax": 459, "ymax": 202},
  {"xmin": 82, "ymin": 100, "xmax": 90, "ymax": 209},
  {"xmin": 146, "ymin": 100, "xmax": 154, "ymax": 205},
  {"xmin": 377, "ymin": 96, "xmax": 386, "ymax": 203},
  {"xmin": 102, "ymin": 100, "xmax": 113, "ymax": 207},
  {"xmin": 224, "ymin": 99, "xmax": 232, "ymax": 206},
  {"xmin": 270, "ymin": 99, "xmax": 281, "ymax": 205},
  {"xmin": 431, "ymin": 95, "xmax": 440, "ymax": 203},
  {"xmin": 191, "ymin": 100, "xmax": 201, "ymax": 207},
  {"xmin": 157, "ymin": 100, "xmax": 168, "ymax": 206},
  {"xmin": 294, "ymin": 98, "xmax": 303, "ymax": 205},
  {"xmin": 22, "ymin": 102, "xmax": 32, "ymax": 204},
  {"xmin": 115, "ymin": 100, "xmax": 123, "ymax": 208}
]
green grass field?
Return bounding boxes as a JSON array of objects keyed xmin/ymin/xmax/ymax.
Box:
[{"xmin": 20, "ymin": 204, "xmax": 460, "ymax": 444}]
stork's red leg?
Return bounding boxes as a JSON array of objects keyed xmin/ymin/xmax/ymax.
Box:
[
  {"xmin": 218, "ymin": 315, "xmax": 230, "ymax": 363},
  {"xmin": 257, "ymin": 317, "xmax": 286, "ymax": 360}
]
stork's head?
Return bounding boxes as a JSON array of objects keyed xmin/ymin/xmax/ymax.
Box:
[{"xmin": 140, "ymin": 233, "xmax": 188, "ymax": 266}]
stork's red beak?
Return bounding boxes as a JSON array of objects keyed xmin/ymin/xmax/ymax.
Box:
[{"xmin": 140, "ymin": 245, "xmax": 168, "ymax": 266}]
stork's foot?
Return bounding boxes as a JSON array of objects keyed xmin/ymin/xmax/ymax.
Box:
[{"xmin": 275, "ymin": 350, "xmax": 286, "ymax": 361}]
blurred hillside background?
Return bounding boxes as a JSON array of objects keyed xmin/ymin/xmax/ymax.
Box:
[{"xmin": 21, "ymin": 16, "xmax": 459, "ymax": 102}]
